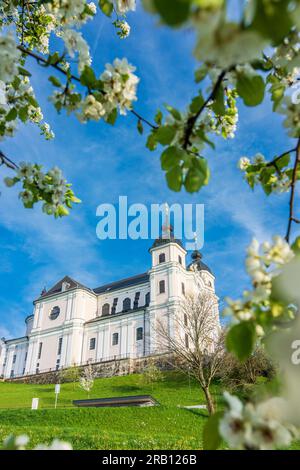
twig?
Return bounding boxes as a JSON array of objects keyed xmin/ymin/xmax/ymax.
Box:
[
  {"xmin": 285, "ymin": 138, "xmax": 300, "ymax": 243},
  {"xmin": 0, "ymin": 151, "xmax": 19, "ymax": 170},
  {"xmin": 18, "ymin": 45, "xmax": 157, "ymax": 130},
  {"xmin": 183, "ymin": 70, "xmax": 227, "ymax": 150}
]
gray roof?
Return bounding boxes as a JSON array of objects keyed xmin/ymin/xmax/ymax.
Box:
[
  {"xmin": 93, "ymin": 272, "xmax": 149, "ymax": 294},
  {"xmin": 37, "ymin": 275, "xmax": 92, "ymax": 301}
]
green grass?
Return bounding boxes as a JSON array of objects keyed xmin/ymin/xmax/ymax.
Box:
[{"xmin": 0, "ymin": 372, "xmax": 222, "ymax": 449}]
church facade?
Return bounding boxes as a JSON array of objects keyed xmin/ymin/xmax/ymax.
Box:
[{"xmin": 0, "ymin": 236, "xmax": 219, "ymax": 379}]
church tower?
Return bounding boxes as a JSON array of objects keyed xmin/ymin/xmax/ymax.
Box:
[{"xmin": 148, "ymin": 206, "xmax": 187, "ymax": 353}]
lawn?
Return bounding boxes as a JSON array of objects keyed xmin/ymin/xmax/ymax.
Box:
[{"xmin": 0, "ymin": 372, "xmax": 223, "ymax": 450}]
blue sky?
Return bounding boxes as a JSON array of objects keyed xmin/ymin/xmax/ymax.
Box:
[{"xmin": 0, "ymin": 3, "xmax": 297, "ymax": 338}]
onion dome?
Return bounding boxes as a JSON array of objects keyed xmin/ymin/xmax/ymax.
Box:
[{"xmin": 188, "ymin": 250, "xmax": 212, "ymax": 274}]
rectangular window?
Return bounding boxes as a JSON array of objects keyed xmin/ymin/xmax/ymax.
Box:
[
  {"xmin": 136, "ymin": 327, "xmax": 143, "ymax": 341},
  {"xmin": 159, "ymin": 280, "xmax": 165, "ymax": 294},
  {"xmin": 56, "ymin": 359, "xmax": 60, "ymax": 371},
  {"xmin": 10, "ymin": 370, "xmax": 14, "ymax": 378},
  {"xmin": 89, "ymin": 337, "xmax": 96, "ymax": 350},
  {"xmin": 57, "ymin": 337, "xmax": 63, "ymax": 355},
  {"xmin": 182, "ymin": 283, "xmax": 185, "ymax": 295},
  {"xmin": 12, "ymin": 354, "xmax": 16, "ymax": 364},
  {"xmin": 112, "ymin": 332, "xmax": 119, "ymax": 346},
  {"xmin": 178, "ymin": 255, "xmax": 182, "ymax": 265},
  {"xmin": 111, "ymin": 298, "xmax": 118, "ymax": 315},
  {"xmin": 24, "ymin": 352, "xmax": 27, "ymax": 361},
  {"xmin": 38, "ymin": 342, "xmax": 43, "ymax": 360},
  {"xmin": 185, "ymin": 334, "xmax": 189, "ymax": 349},
  {"xmin": 22, "ymin": 368, "xmax": 25, "ymax": 376}
]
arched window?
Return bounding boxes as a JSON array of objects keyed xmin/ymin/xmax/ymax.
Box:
[
  {"xmin": 145, "ymin": 292, "xmax": 150, "ymax": 306},
  {"xmin": 102, "ymin": 303, "xmax": 110, "ymax": 316},
  {"xmin": 136, "ymin": 327, "xmax": 143, "ymax": 341},
  {"xmin": 122, "ymin": 297, "xmax": 131, "ymax": 312},
  {"xmin": 159, "ymin": 280, "xmax": 165, "ymax": 294},
  {"xmin": 159, "ymin": 253, "xmax": 166, "ymax": 263},
  {"xmin": 112, "ymin": 332, "xmax": 119, "ymax": 346}
]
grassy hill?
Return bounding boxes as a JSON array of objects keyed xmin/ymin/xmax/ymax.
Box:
[{"xmin": 0, "ymin": 372, "xmax": 222, "ymax": 450}]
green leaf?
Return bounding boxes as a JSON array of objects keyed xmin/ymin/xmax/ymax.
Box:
[
  {"xmin": 203, "ymin": 411, "xmax": 223, "ymax": 450},
  {"xmin": 49, "ymin": 76, "xmax": 61, "ymax": 87},
  {"xmin": 165, "ymin": 104, "xmax": 181, "ymax": 121},
  {"xmin": 226, "ymin": 321, "xmax": 256, "ymax": 361},
  {"xmin": 184, "ymin": 168, "xmax": 205, "ymax": 192},
  {"xmin": 190, "ymin": 94, "xmax": 204, "ymax": 114},
  {"xmin": 146, "ymin": 132, "xmax": 158, "ymax": 151},
  {"xmin": 153, "ymin": 0, "xmax": 191, "ymax": 26},
  {"xmin": 236, "ymin": 72, "xmax": 265, "ymax": 107},
  {"xmin": 156, "ymin": 125, "xmax": 176, "ymax": 145},
  {"xmin": 154, "ymin": 110, "xmax": 163, "ymax": 126},
  {"xmin": 6, "ymin": 108, "xmax": 17, "ymax": 122},
  {"xmin": 18, "ymin": 106, "xmax": 29, "ymax": 123},
  {"xmin": 211, "ymin": 86, "xmax": 226, "ymax": 116},
  {"xmin": 184, "ymin": 158, "xmax": 209, "ymax": 192},
  {"xmin": 105, "ymin": 108, "xmax": 117, "ymax": 125},
  {"xmin": 161, "ymin": 146, "xmax": 185, "ymax": 170},
  {"xmin": 249, "ymin": 0, "xmax": 294, "ymax": 45},
  {"xmin": 80, "ymin": 66, "xmax": 97, "ymax": 88},
  {"xmin": 137, "ymin": 119, "xmax": 143, "ymax": 135},
  {"xmin": 99, "ymin": 0, "xmax": 113, "ymax": 16},
  {"xmin": 195, "ymin": 65, "xmax": 208, "ymax": 83},
  {"xmin": 165, "ymin": 166, "xmax": 182, "ymax": 191},
  {"xmin": 276, "ymin": 153, "xmax": 290, "ymax": 169},
  {"xmin": 18, "ymin": 66, "xmax": 31, "ymax": 77}
]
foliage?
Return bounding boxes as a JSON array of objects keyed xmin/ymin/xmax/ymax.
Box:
[
  {"xmin": 217, "ymin": 347, "xmax": 276, "ymax": 394},
  {"xmin": 59, "ymin": 365, "xmax": 81, "ymax": 387},
  {"xmin": 142, "ymin": 359, "xmax": 164, "ymax": 388},
  {"xmin": 79, "ymin": 364, "xmax": 95, "ymax": 397}
]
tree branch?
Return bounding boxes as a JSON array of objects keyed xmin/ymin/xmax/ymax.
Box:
[
  {"xmin": 0, "ymin": 151, "xmax": 19, "ymax": 170},
  {"xmin": 17, "ymin": 45, "xmax": 157, "ymax": 130},
  {"xmin": 183, "ymin": 70, "xmax": 227, "ymax": 150},
  {"xmin": 286, "ymin": 138, "xmax": 300, "ymax": 243}
]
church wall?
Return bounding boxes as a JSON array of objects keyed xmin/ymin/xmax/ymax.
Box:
[
  {"xmin": 82, "ymin": 309, "xmax": 148, "ymax": 362},
  {"xmin": 3, "ymin": 339, "xmax": 28, "ymax": 378}
]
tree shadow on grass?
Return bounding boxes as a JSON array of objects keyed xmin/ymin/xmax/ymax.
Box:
[
  {"xmin": 111, "ymin": 385, "xmax": 142, "ymax": 395},
  {"xmin": 183, "ymin": 408, "xmax": 209, "ymax": 419}
]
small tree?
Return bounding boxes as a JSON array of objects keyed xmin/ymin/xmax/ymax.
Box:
[
  {"xmin": 59, "ymin": 365, "xmax": 81, "ymax": 389},
  {"xmin": 156, "ymin": 292, "xmax": 224, "ymax": 415},
  {"xmin": 142, "ymin": 359, "xmax": 164, "ymax": 391},
  {"xmin": 79, "ymin": 364, "xmax": 94, "ymax": 399},
  {"xmin": 218, "ymin": 347, "xmax": 276, "ymax": 393}
]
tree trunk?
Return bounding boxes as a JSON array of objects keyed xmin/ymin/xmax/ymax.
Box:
[{"xmin": 203, "ymin": 386, "xmax": 215, "ymax": 415}]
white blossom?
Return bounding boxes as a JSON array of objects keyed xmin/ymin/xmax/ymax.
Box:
[
  {"xmin": 238, "ymin": 157, "xmax": 250, "ymax": 171},
  {"xmin": 0, "ymin": 32, "xmax": 21, "ymax": 83},
  {"xmin": 61, "ymin": 29, "xmax": 91, "ymax": 74},
  {"xmin": 219, "ymin": 393, "xmax": 295, "ymax": 450},
  {"xmin": 114, "ymin": 0, "xmax": 136, "ymax": 15},
  {"xmin": 79, "ymin": 95, "xmax": 106, "ymax": 122}
]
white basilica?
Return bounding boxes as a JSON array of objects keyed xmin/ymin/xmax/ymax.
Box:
[{"xmin": 0, "ymin": 233, "xmax": 219, "ymax": 379}]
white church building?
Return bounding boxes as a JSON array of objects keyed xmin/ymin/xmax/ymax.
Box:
[{"xmin": 0, "ymin": 234, "xmax": 218, "ymax": 379}]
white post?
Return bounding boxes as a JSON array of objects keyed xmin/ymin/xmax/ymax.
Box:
[
  {"xmin": 31, "ymin": 398, "xmax": 39, "ymax": 410},
  {"xmin": 54, "ymin": 383, "xmax": 60, "ymax": 409}
]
